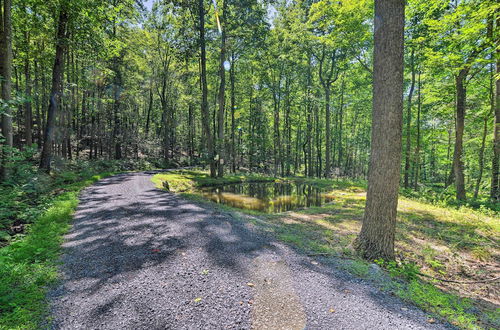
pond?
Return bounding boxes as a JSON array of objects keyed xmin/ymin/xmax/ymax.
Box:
[{"xmin": 200, "ymin": 181, "xmax": 335, "ymax": 213}]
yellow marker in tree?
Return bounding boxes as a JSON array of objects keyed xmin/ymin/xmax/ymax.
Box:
[{"xmin": 212, "ymin": 0, "xmax": 222, "ymax": 33}]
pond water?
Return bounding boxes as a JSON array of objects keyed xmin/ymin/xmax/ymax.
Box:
[{"xmin": 200, "ymin": 181, "xmax": 334, "ymax": 213}]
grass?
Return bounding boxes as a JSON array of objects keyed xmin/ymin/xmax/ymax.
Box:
[
  {"xmin": 397, "ymin": 280, "xmax": 478, "ymax": 328},
  {"xmin": 151, "ymin": 169, "xmax": 276, "ymax": 192},
  {"xmin": 0, "ymin": 171, "xmax": 116, "ymax": 329},
  {"xmin": 153, "ymin": 170, "xmax": 500, "ymax": 329}
]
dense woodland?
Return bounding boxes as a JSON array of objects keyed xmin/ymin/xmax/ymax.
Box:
[{"xmin": 0, "ymin": 0, "xmax": 498, "ymax": 203}]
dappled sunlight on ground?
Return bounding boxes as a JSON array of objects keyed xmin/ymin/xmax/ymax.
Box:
[
  {"xmin": 153, "ymin": 171, "xmax": 499, "ymax": 320},
  {"xmin": 268, "ymin": 188, "xmax": 499, "ymax": 309}
]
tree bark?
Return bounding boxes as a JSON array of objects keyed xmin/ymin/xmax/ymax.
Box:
[
  {"xmin": 24, "ymin": 33, "xmax": 33, "ymax": 147},
  {"xmin": 413, "ymin": 71, "xmax": 421, "ymax": 191},
  {"xmin": 216, "ymin": 0, "xmax": 227, "ymax": 177},
  {"xmin": 230, "ymin": 54, "xmax": 236, "ymax": 172},
  {"xmin": 356, "ymin": 0, "xmax": 405, "ymax": 261},
  {"xmin": 453, "ymin": 69, "xmax": 468, "ymax": 200},
  {"xmin": 198, "ymin": 0, "xmax": 215, "ymax": 177},
  {"xmin": 474, "ymin": 109, "xmax": 490, "ymax": 199},
  {"xmin": 404, "ymin": 49, "xmax": 415, "ymax": 188},
  {"xmin": 324, "ymin": 88, "xmax": 331, "ymax": 177},
  {"xmin": 317, "ymin": 48, "xmax": 338, "ymax": 177},
  {"xmin": 39, "ymin": 3, "xmax": 68, "ymax": 172},
  {"xmin": 145, "ymin": 79, "xmax": 152, "ymax": 139},
  {"xmin": 1, "ymin": 0, "xmax": 13, "ymax": 181},
  {"xmin": 337, "ymin": 77, "xmax": 345, "ymax": 171},
  {"xmin": 491, "ymin": 19, "xmax": 500, "ymax": 201}
]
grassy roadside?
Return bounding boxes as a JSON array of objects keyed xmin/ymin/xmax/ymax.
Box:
[
  {"xmin": 0, "ymin": 171, "xmax": 116, "ymax": 329},
  {"xmin": 153, "ymin": 170, "xmax": 499, "ymax": 329}
]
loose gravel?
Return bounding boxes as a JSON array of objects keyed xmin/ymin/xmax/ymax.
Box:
[{"xmin": 48, "ymin": 172, "xmax": 451, "ymax": 329}]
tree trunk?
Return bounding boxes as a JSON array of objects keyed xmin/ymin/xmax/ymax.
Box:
[
  {"xmin": 145, "ymin": 79, "xmax": 152, "ymax": 139},
  {"xmin": 315, "ymin": 102, "xmax": 322, "ymax": 177},
  {"xmin": 230, "ymin": 54, "xmax": 236, "ymax": 172},
  {"xmin": 24, "ymin": 35, "xmax": 33, "ymax": 147},
  {"xmin": 491, "ymin": 22, "xmax": 500, "ymax": 201},
  {"xmin": 40, "ymin": 4, "xmax": 68, "ymax": 171},
  {"xmin": 216, "ymin": 0, "xmax": 227, "ymax": 177},
  {"xmin": 453, "ymin": 69, "xmax": 468, "ymax": 200},
  {"xmin": 356, "ymin": 0, "xmax": 405, "ymax": 261},
  {"xmin": 413, "ymin": 71, "xmax": 421, "ymax": 190},
  {"xmin": 404, "ymin": 49, "xmax": 415, "ymax": 188},
  {"xmin": 1, "ymin": 0, "xmax": 13, "ymax": 181},
  {"xmin": 198, "ymin": 0, "xmax": 215, "ymax": 177},
  {"xmin": 337, "ymin": 78, "xmax": 345, "ymax": 171},
  {"xmin": 285, "ymin": 74, "xmax": 291, "ymax": 176},
  {"xmin": 34, "ymin": 60, "xmax": 42, "ymax": 146},
  {"xmin": 474, "ymin": 110, "xmax": 490, "ymax": 199},
  {"xmin": 324, "ymin": 88, "xmax": 331, "ymax": 177}
]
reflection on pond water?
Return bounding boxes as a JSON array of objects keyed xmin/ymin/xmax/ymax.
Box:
[{"xmin": 201, "ymin": 181, "xmax": 334, "ymax": 213}]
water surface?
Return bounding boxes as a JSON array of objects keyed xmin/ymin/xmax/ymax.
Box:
[{"xmin": 201, "ymin": 181, "xmax": 334, "ymax": 213}]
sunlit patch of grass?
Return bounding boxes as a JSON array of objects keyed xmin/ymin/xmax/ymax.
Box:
[
  {"xmin": 471, "ymin": 247, "xmax": 492, "ymax": 262},
  {"xmin": 278, "ymin": 233, "xmax": 304, "ymax": 247},
  {"xmin": 397, "ymin": 280, "xmax": 478, "ymax": 329}
]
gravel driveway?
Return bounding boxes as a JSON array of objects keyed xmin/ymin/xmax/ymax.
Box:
[{"xmin": 48, "ymin": 172, "xmax": 450, "ymax": 329}]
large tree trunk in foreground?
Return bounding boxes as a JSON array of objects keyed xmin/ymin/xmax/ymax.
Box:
[
  {"xmin": 1, "ymin": 0, "xmax": 13, "ymax": 181},
  {"xmin": 39, "ymin": 5, "xmax": 68, "ymax": 172},
  {"xmin": 355, "ymin": 0, "xmax": 405, "ymax": 261}
]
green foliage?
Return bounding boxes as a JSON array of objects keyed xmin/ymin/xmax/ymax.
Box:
[
  {"xmin": 0, "ymin": 155, "xmax": 158, "ymax": 236},
  {"xmin": 401, "ymin": 186, "xmax": 500, "ymax": 215},
  {"xmin": 374, "ymin": 259, "xmax": 420, "ymax": 281},
  {"xmin": 397, "ymin": 280, "xmax": 479, "ymax": 329},
  {"xmin": 0, "ymin": 170, "xmax": 117, "ymax": 329}
]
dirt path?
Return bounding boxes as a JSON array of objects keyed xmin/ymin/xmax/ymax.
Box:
[{"xmin": 48, "ymin": 172, "xmax": 449, "ymax": 329}]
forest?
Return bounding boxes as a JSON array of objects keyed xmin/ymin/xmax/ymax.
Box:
[
  {"xmin": 0, "ymin": 0, "xmax": 498, "ymax": 202},
  {"xmin": 0, "ymin": 0, "xmax": 499, "ymax": 329}
]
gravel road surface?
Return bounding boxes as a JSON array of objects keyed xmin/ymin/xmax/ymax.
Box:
[{"xmin": 48, "ymin": 172, "xmax": 450, "ymax": 329}]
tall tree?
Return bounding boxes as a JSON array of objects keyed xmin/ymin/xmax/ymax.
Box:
[
  {"xmin": 198, "ymin": 0, "xmax": 215, "ymax": 177},
  {"xmin": 355, "ymin": 0, "xmax": 405, "ymax": 260},
  {"xmin": 0, "ymin": 0, "xmax": 12, "ymax": 181},
  {"xmin": 39, "ymin": 2, "xmax": 69, "ymax": 171},
  {"xmin": 491, "ymin": 15, "xmax": 500, "ymax": 201},
  {"xmin": 315, "ymin": 47, "xmax": 339, "ymax": 177},
  {"xmin": 403, "ymin": 49, "xmax": 415, "ymax": 188},
  {"xmin": 216, "ymin": 0, "xmax": 227, "ymax": 177}
]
